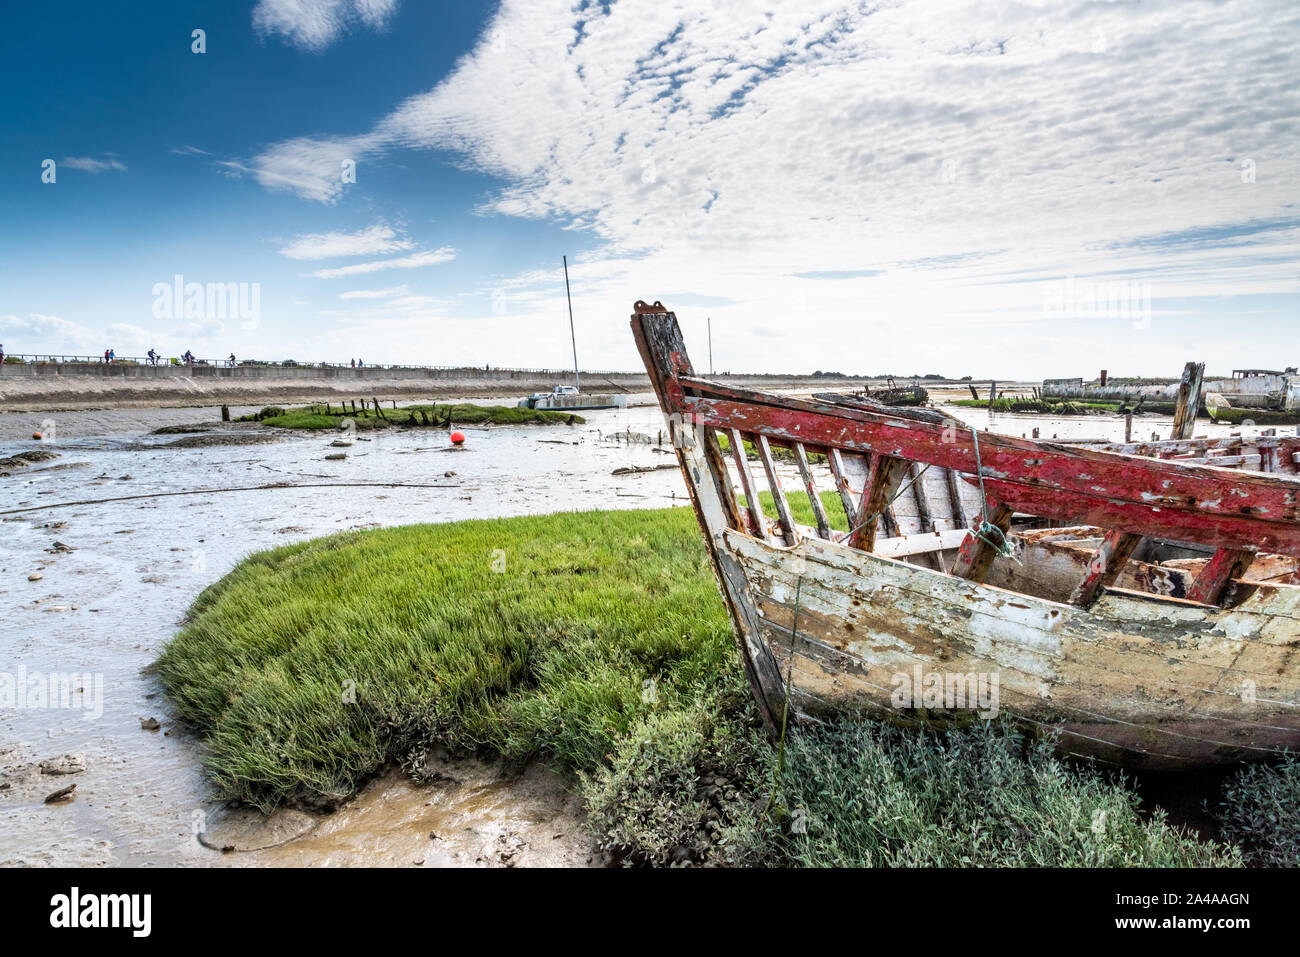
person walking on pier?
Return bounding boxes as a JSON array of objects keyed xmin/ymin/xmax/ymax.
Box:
[{"xmin": 228, "ymin": 353, "xmax": 237, "ymax": 368}]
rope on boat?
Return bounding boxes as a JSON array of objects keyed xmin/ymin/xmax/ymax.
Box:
[
  {"xmin": 970, "ymin": 427, "xmax": 1020, "ymax": 565},
  {"xmin": 839, "ymin": 463, "xmax": 932, "ymax": 542}
]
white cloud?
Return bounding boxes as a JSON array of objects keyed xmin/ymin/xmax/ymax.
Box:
[
  {"xmin": 338, "ymin": 285, "xmax": 409, "ymax": 299},
  {"xmin": 243, "ymin": 0, "xmax": 1300, "ymax": 373},
  {"xmin": 61, "ymin": 155, "xmax": 127, "ymax": 174},
  {"xmin": 280, "ymin": 223, "xmax": 414, "ymax": 259},
  {"xmin": 310, "ymin": 246, "xmax": 456, "ymax": 278},
  {"xmin": 253, "ymin": 0, "xmax": 400, "ymax": 52}
]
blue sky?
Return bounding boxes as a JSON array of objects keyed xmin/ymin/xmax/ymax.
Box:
[{"xmin": 0, "ymin": 0, "xmax": 1296, "ymax": 376}]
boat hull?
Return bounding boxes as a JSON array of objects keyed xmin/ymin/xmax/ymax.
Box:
[
  {"xmin": 725, "ymin": 527, "xmax": 1300, "ymax": 769},
  {"xmin": 630, "ymin": 300, "xmax": 1300, "ymax": 770},
  {"xmin": 519, "ymin": 393, "xmax": 628, "ymax": 411}
]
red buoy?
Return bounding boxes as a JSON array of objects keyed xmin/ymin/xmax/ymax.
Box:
[
  {"xmin": 32, "ymin": 432, "xmax": 42, "ymax": 441},
  {"xmin": 450, "ymin": 430, "xmax": 466, "ymax": 445}
]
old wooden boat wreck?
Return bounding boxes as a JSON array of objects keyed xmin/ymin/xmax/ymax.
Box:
[{"xmin": 632, "ymin": 301, "xmax": 1300, "ymax": 769}]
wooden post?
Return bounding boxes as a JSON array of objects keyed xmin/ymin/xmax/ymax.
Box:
[
  {"xmin": 968, "ymin": 384, "xmax": 980, "ymax": 401},
  {"xmin": 373, "ymin": 397, "xmax": 385, "ymax": 420},
  {"xmin": 1125, "ymin": 413, "xmax": 1133, "ymax": 443},
  {"xmin": 988, "ymin": 381, "xmax": 998, "ymax": 409},
  {"xmin": 852, "ymin": 453, "xmax": 908, "ymax": 551},
  {"xmin": 221, "ymin": 404, "xmax": 230, "ymax": 422},
  {"xmin": 1186, "ymin": 548, "xmax": 1254, "ymax": 606},
  {"xmin": 1069, "ymin": 530, "xmax": 1142, "ymax": 606},
  {"xmin": 1170, "ymin": 361, "xmax": 1205, "ymax": 440},
  {"xmin": 952, "ymin": 502, "xmax": 1014, "ymax": 583}
]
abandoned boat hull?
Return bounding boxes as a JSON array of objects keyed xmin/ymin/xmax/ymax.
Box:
[
  {"xmin": 631, "ymin": 301, "xmax": 1300, "ymax": 770},
  {"xmin": 518, "ymin": 392, "xmax": 628, "ymax": 411}
]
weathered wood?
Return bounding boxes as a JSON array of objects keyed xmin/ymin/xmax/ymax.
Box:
[
  {"xmin": 754, "ymin": 433, "xmax": 798, "ymax": 546},
  {"xmin": 1185, "ymin": 548, "xmax": 1255, "ymax": 606},
  {"xmin": 793, "ymin": 442, "xmax": 832, "ymax": 540},
  {"xmin": 630, "ymin": 303, "xmax": 787, "ymax": 728},
  {"xmin": 853, "ymin": 453, "xmax": 908, "ymax": 552},
  {"xmin": 678, "ymin": 390, "xmax": 1300, "ymax": 558},
  {"xmin": 725, "ymin": 528, "xmax": 1300, "ymax": 768},
  {"xmin": 951, "ymin": 502, "xmax": 1014, "ymax": 582},
  {"xmin": 1170, "ymin": 361, "xmax": 1206, "ymax": 440},
  {"xmin": 827, "ymin": 448, "xmax": 860, "ymax": 539},
  {"xmin": 1069, "ymin": 530, "xmax": 1143, "ymax": 606},
  {"xmin": 943, "ymin": 467, "xmax": 970, "ymax": 529},
  {"xmin": 908, "ymin": 462, "xmax": 935, "ymax": 533},
  {"xmin": 632, "ymin": 304, "xmax": 1300, "ymax": 766},
  {"xmin": 728, "ymin": 429, "xmax": 767, "ymax": 541}
]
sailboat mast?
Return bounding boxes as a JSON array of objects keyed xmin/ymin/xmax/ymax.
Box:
[
  {"xmin": 708, "ymin": 316, "xmax": 713, "ymax": 375},
  {"xmin": 563, "ymin": 255, "xmax": 579, "ymax": 392}
]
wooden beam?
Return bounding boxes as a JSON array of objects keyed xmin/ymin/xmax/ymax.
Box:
[
  {"xmin": 951, "ymin": 503, "xmax": 1014, "ymax": 583},
  {"xmin": 1185, "ymin": 548, "xmax": 1255, "ymax": 606},
  {"xmin": 793, "ymin": 442, "xmax": 832, "ymax": 540},
  {"xmin": 754, "ymin": 433, "xmax": 798, "ymax": 546},
  {"xmin": 908, "ymin": 462, "xmax": 935, "ymax": 533},
  {"xmin": 827, "ymin": 448, "xmax": 860, "ymax": 539},
  {"xmin": 728, "ymin": 429, "xmax": 768, "ymax": 541},
  {"xmin": 1170, "ymin": 361, "xmax": 1206, "ymax": 440},
  {"xmin": 1068, "ymin": 530, "xmax": 1143, "ymax": 606},
  {"xmin": 944, "ymin": 467, "xmax": 970, "ymax": 530},
  {"xmin": 852, "ymin": 453, "xmax": 908, "ymax": 552}
]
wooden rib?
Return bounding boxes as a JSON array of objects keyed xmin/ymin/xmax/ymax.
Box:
[
  {"xmin": 853, "ymin": 453, "xmax": 908, "ymax": 552},
  {"xmin": 906, "ymin": 462, "xmax": 940, "ymax": 567},
  {"xmin": 755, "ymin": 433, "xmax": 798, "ymax": 546},
  {"xmin": 944, "ymin": 467, "xmax": 969, "ymax": 529},
  {"xmin": 793, "ymin": 443, "xmax": 832, "ymax": 540},
  {"xmin": 728, "ymin": 428, "xmax": 767, "ymax": 541},
  {"xmin": 951, "ymin": 502, "xmax": 1014, "ymax": 582},
  {"xmin": 908, "ymin": 462, "xmax": 935, "ymax": 532},
  {"xmin": 702, "ymin": 426, "xmax": 744, "ymax": 533},
  {"xmin": 827, "ymin": 448, "xmax": 860, "ymax": 539},
  {"xmin": 1069, "ymin": 530, "xmax": 1143, "ymax": 606},
  {"xmin": 1186, "ymin": 548, "xmax": 1255, "ymax": 606}
]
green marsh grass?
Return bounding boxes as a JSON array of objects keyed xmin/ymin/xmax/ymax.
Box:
[{"xmin": 241, "ymin": 402, "xmax": 583, "ymax": 430}]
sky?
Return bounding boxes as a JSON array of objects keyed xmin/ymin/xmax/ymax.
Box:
[{"xmin": 0, "ymin": 0, "xmax": 1296, "ymax": 377}]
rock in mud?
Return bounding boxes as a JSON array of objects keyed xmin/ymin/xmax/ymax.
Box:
[
  {"xmin": 27, "ymin": 573, "xmax": 42, "ymax": 582},
  {"xmin": 44, "ymin": 783, "xmax": 76, "ymax": 804},
  {"xmin": 0, "ymin": 450, "xmax": 60, "ymax": 470},
  {"xmin": 40, "ymin": 753, "xmax": 87, "ymax": 775},
  {"xmin": 324, "ymin": 453, "xmax": 347, "ymax": 461},
  {"xmin": 140, "ymin": 717, "xmax": 160, "ymax": 732}
]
